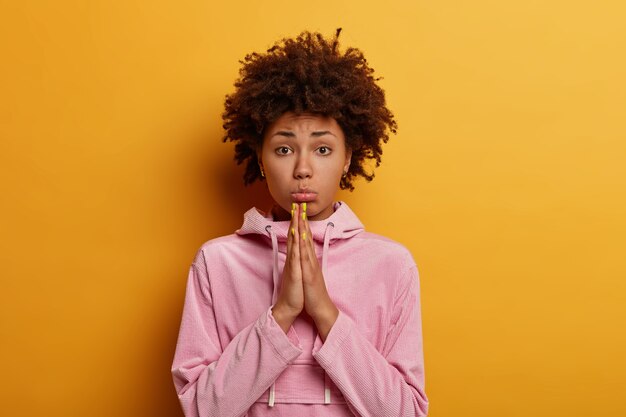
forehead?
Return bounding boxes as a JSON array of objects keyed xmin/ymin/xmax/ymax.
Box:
[{"xmin": 265, "ymin": 112, "xmax": 342, "ymax": 134}]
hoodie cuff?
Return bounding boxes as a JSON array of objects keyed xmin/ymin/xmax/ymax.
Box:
[
  {"xmin": 311, "ymin": 309, "xmax": 354, "ymax": 367},
  {"xmin": 257, "ymin": 306, "xmax": 303, "ymax": 364}
]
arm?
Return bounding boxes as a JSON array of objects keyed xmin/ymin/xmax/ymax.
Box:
[
  {"xmin": 171, "ymin": 260, "xmax": 303, "ymax": 417},
  {"xmin": 312, "ymin": 263, "xmax": 429, "ymax": 417}
]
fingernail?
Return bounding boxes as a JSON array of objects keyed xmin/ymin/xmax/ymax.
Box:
[
  {"xmin": 302, "ymin": 232, "xmax": 307, "ymax": 241},
  {"xmin": 291, "ymin": 208, "xmax": 294, "ymax": 218},
  {"xmin": 292, "ymin": 202, "xmax": 296, "ymax": 211},
  {"xmin": 302, "ymin": 212, "xmax": 306, "ymax": 221},
  {"xmin": 303, "ymin": 202, "xmax": 307, "ymax": 212},
  {"xmin": 291, "ymin": 227, "xmax": 295, "ymax": 236}
]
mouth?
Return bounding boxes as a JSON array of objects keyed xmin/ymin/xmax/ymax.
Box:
[{"xmin": 291, "ymin": 191, "xmax": 317, "ymax": 203}]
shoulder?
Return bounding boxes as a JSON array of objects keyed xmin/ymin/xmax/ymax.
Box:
[
  {"xmin": 352, "ymin": 231, "xmax": 417, "ymax": 270},
  {"xmin": 190, "ymin": 233, "xmax": 259, "ymax": 266}
]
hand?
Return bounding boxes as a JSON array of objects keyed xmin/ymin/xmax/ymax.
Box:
[
  {"xmin": 298, "ymin": 203, "xmax": 339, "ymax": 341},
  {"xmin": 272, "ymin": 203, "xmax": 305, "ymax": 333},
  {"xmin": 272, "ymin": 203, "xmax": 339, "ymax": 341}
]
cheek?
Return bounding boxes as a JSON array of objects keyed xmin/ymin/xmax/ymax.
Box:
[
  {"xmin": 319, "ymin": 158, "xmax": 345, "ymax": 177},
  {"xmin": 265, "ymin": 167, "xmax": 291, "ymax": 197},
  {"xmin": 265, "ymin": 161, "xmax": 290, "ymax": 183},
  {"xmin": 317, "ymin": 162, "xmax": 343, "ymax": 190}
]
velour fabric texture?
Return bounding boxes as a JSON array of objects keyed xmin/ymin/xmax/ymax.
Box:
[{"xmin": 171, "ymin": 201, "xmax": 429, "ymax": 416}]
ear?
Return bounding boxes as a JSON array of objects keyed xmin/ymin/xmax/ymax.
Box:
[
  {"xmin": 343, "ymin": 148, "xmax": 352, "ymax": 173},
  {"xmin": 256, "ymin": 147, "xmax": 263, "ymax": 167}
]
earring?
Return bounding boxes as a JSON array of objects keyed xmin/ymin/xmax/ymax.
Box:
[
  {"xmin": 342, "ymin": 170, "xmax": 347, "ymax": 178},
  {"xmin": 259, "ymin": 165, "xmax": 265, "ymax": 178}
]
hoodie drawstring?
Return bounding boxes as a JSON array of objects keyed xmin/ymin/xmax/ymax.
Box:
[
  {"xmin": 321, "ymin": 222, "xmax": 333, "ymax": 275},
  {"xmin": 322, "ymin": 221, "xmax": 334, "ymax": 404},
  {"xmin": 266, "ymin": 225, "xmax": 280, "ymax": 306},
  {"xmin": 266, "ymin": 225, "xmax": 279, "ymax": 407},
  {"xmin": 266, "ymin": 221, "xmax": 335, "ymax": 407}
]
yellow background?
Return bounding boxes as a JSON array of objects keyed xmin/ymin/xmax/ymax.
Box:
[{"xmin": 1, "ymin": 1, "xmax": 625, "ymax": 416}]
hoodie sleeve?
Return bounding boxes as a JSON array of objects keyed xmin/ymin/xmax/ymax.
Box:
[
  {"xmin": 171, "ymin": 259, "xmax": 303, "ymax": 417},
  {"xmin": 312, "ymin": 262, "xmax": 429, "ymax": 417}
]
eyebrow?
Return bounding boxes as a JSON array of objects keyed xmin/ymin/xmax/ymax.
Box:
[{"xmin": 271, "ymin": 130, "xmax": 336, "ymax": 138}]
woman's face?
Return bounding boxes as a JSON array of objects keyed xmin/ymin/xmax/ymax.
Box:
[{"xmin": 259, "ymin": 112, "xmax": 352, "ymax": 221}]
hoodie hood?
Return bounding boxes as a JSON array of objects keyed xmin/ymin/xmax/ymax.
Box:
[
  {"xmin": 236, "ymin": 200, "xmax": 365, "ymax": 305},
  {"xmin": 236, "ymin": 200, "xmax": 364, "ymax": 243},
  {"xmin": 235, "ymin": 200, "xmax": 364, "ymax": 407}
]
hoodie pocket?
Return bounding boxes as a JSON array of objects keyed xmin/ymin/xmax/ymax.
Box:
[{"xmin": 254, "ymin": 362, "xmax": 346, "ymax": 404}]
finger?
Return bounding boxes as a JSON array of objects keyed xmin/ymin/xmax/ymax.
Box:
[
  {"xmin": 287, "ymin": 202, "xmax": 296, "ymax": 249},
  {"xmin": 298, "ymin": 203, "xmax": 307, "ymax": 251},
  {"xmin": 298, "ymin": 202, "xmax": 308, "ymax": 238},
  {"xmin": 298, "ymin": 204, "xmax": 315, "ymax": 269},
  {"xmin": 301, "ymin": 206, "xmax": 324, "ymax": 281},
  {"xmin": 302, "ymin": 209, "xmax": 314, "ymax": 260},
  {"xmin": 291, "ymin": 202, "xmax": 301, "ymax": 268}
]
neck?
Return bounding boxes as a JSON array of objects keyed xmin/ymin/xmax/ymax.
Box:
[{"xmin": 269, "ymin": 205, "xmax": 290, "ymax": 221}]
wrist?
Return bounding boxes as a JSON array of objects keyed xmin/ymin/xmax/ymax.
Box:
[
  {"xmin": 272, "ymin": 303, "xmax": 299, "ymax": 333},
  {"xmin": 312, "ymin": 304, "xmax": 339, "ymax": 342}
]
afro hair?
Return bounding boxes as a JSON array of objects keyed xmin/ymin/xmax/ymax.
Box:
[{"xmin": 222, "ymin": 28, "xmax": 397, "ymax": 191}]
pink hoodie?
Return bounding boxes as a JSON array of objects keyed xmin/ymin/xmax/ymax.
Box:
[{"xmin": 171, "ymin": 201, "xmax": 429, "ymax": 416}]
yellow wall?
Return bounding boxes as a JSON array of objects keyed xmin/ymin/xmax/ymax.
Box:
[{"xmin": 1, "ymin": 1, "xmax": 625, "ymax": 416}]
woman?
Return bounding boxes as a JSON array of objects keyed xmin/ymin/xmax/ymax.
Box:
[{"xmin": 171, "ymin": 29, "xmax": 429, "ymax": 417}]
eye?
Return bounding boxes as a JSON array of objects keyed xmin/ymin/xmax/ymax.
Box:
[
  {"xmin": 317, "ymin": 146, "xmax": 332, "ymax": 155},
  {"xmin": 275, "ymin": 146, "xmax": 292, "ymax": 155}
]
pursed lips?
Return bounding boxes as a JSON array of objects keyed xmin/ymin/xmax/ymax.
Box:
[{"xmin": 291, "ymin": 190, "xmax": 317, "ymax": 202}]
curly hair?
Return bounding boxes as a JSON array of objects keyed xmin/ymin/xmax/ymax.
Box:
[{"xmin": 221, "ymin": 28, "xmax": 397, "ymax": 191}]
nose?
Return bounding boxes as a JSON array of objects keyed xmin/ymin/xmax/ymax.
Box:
[{"xmin": 294, "ymin": 154, "xmax": 312, "ymax": 179}]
